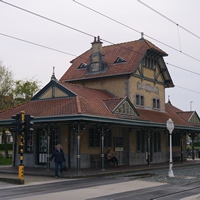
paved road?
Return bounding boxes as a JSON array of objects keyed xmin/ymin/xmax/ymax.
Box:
[{"xmin": 0, "ymin": 175, "xmax": 200, "ymax": 200}]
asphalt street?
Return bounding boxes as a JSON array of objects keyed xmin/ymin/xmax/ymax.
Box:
[
  {"xmin": 0, "ymin": 175, "xmax": 200, "ymax": 200},
  {"xmin": 1, "ymin": 161, "xmax": 200, "ymax": 199}
]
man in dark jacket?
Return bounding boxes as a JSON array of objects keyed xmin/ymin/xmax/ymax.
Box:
[{"xmin": 50, "ymin": 144, "xmax": 66, "ymax": 178}]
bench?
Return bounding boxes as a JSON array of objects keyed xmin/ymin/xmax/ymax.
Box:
[
  {"xmin": 90, "ymin": 154, "xmax": 112, "ymax": 168},
  {"xmin": 90, "ymin": 154, "xmax": 101, "ymax": 168}
]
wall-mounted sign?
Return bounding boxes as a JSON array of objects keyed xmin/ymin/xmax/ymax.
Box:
[{"xmin": 137, "ymin": 82, "xmax": 159, "ymax": 94}]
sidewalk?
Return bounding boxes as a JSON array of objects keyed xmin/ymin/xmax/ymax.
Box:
[{"xmin": 0, "ymin": 159, "xmax": 199, "ymax": 185}]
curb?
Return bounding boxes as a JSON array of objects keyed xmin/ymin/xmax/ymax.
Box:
[{"xmin": 0, "ymin": 177, "xmax": 24, "ymax": 185}]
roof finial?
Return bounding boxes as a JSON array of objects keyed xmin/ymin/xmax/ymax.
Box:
[
  {"xmin": 141, "ymin": 32, "xmax": 144, "ymax": 39},
  {"xmin": 190, "ymin": 101, "xmax": 193, "ymax": 111},
  {"xmin": 168, "ymin": 95, "xmax": 171, "ymax": 104},
  {"xmin": 51, "ymin": 66, "xmax": 57, "ymax": 82}
]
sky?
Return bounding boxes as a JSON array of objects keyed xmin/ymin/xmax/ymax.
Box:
[{"xmin": 1, "ymin": 0, "xmax": 200, "ymax": 115}]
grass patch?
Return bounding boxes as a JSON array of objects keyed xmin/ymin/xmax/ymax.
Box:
[{"xmin": 0, "ymin": 157, "xmax": 12, "ymax": 165}]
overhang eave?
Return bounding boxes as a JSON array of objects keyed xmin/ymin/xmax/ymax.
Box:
[{"xmin": 1, "ymin": 114, "xmax": 200, "ymax": 132}]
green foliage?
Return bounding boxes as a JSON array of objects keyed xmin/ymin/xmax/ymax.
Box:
[
  {"xmin": 13, "ymin": 78, "xmax": 41, "ymax": 103},
  {"xmin": 0, "ymin": 157, "xmax": 12, "ymax": 165},
  {"xmin": 0, "ymin": 62, "xmax": 15, "ymax": 110},
  {"xmin": 0, "ymin": 144, "xmax": 13, "ymax": 151},
  {"xmin": 194, "ymin": 142, "xmax": 200, "ymax": 147},
  {"xmin": 0, "ymin": 62, "xmax": 41, "ymax": 111}
]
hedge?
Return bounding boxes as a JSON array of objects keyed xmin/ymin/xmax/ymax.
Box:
[{"xmin": 0, "ymin": 144, "xmax": 13, "ymax": 150}]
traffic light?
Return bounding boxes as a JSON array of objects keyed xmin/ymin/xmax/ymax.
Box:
[
  {"xmin": 25, "ymin": 114, "xmax": 34, "ymax": 135},
  {"xmin": 10, "ymin": 114, "xmax": 20, "ymax": 134},
  {"xmin": 11, "ymin": 112, "xmax": 34, "ymax": 135},
  {"xmin": 19, "ymin": 111, "xmax": 26, "ymax": 135}
]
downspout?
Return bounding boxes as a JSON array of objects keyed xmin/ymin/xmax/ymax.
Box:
[{"xmin": 68, "ymin": 126, "xmax": 71, "ymax": 169}]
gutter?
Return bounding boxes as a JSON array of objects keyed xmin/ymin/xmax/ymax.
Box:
[{"xmin": 1, "ymin": 114, "xmax": 200, "ymax": 132}]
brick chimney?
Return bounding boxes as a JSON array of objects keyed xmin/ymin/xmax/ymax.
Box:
[
  {"xmin": 90, "ymin": 36, "xmax": 103, "ymax": 63},
  {"xmin": 87, "ymin": 36, "xmax": 107, "ymax": 74}
]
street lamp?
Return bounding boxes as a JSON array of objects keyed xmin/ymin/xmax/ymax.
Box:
[{"xmin": 166, "ymin": 118, "xmax": 174, "ymax": 177}]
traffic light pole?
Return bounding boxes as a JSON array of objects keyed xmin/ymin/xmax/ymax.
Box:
[
  {"xmin": 11, "ymin": 111, "xmax": 34, "ymax": 180},
  {"xmin": 18, "ymin": 111, "xmax": 25, "ymax": 180}
]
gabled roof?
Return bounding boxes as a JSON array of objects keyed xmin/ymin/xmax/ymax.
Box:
[
  {"xmin": 32, "ymin": 80, "xmax": 76, "ymax": 100},
  {"xmin": 0, "ymin": 81, "xmax": 116, "ymax": 120},
  {"xmin": 0, "ymin": 80, "xmax": 199, "ymax": 131},
  {"xmin": 59, "ymin": 38, "xmax": 172, "ymax": 86},
  {"xmin": 103, "ymin": 96, "xmax": 140, "ymax": 117},
  {"xmin": 177, "ymin": 111, "xmax": 200, "ymax": 125}
]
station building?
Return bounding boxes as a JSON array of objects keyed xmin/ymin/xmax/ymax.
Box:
[{"xmin": 0, "ymin": 36, "xmax": 200, "ymax": 170}]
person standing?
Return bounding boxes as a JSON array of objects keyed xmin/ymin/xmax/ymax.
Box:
[{"xmin": 50, "ymin": 144, "xmax": 66, "ymax": 178}]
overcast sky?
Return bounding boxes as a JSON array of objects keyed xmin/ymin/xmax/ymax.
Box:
[{"xmin": 1, "ymin": 0, "xmax": 200, "ymax": 115}]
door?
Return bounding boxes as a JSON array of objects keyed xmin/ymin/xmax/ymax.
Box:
[{"xmin": 38, "ymin": 130, "xmax": 48, "ymax": 164}]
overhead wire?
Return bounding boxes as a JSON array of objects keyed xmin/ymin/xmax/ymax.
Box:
[
  {"xmin": 166, "ymin": 63, "xmax": 200, "ymax": 76},
  {"xmin": 137, "ymin": 0, "xmax": 200, "ymax": 40},
  {"xmin": 73, "ymin": 0, "xmax": 200, "ymax": 63},
  {"xmin": 176, "ymin": 86, "xmax": 200, "ymax": 95},
  {"xmin": 177, "ymin": 26, "xmax": 182, "ymax": 52},
  {"xmin": 0, "ymin": 33, "xmax": 78, "ymax": 57},
  {"xmin": 0, "ymin": 0, "xmax": 199, "ymax": 95},
  {"xmin": 0, "ymin": 0, "xmax": 144, "ymax": 57},
  {"xmin": 1, "ymin": 0, "xmax": 200, "ymax": 63},
  {"xmin": 2, "ymin": 32, "xmax": 199, "ymax": 96},
  {"xmin": 0, "ymin": 0, "xmax": 95, "ymax": 38},
  {"xmin": 1, "ymin": 32, "xmax": 199, "ymax": 77}
]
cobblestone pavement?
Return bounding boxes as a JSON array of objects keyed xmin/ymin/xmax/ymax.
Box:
[{"xmin": 113, "ymin": 164, "xmax": 200, "ymax": 186}]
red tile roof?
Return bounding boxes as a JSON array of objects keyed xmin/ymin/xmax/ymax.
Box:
[
  {"xmin": 0, "ymin": 82, "xmax": 116, "ymax": 120},
  {"xmin": 176, "ymin": 111, "xmax": 194, "ymax": 122},
  {"xmin": 0, "ymin": 82, "xmax": 198, "ymax": 129},
  {"xmin": 60, "ymin": 38, "xmax": 168, "ymax": 82}
]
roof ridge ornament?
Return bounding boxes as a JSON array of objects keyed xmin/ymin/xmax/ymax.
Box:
[
  {"xmin": 168, "ymin": 95, "xmax": 172, "ymax": 104},
  {"xmin": 51, "ymin": 66, "xmax": 58, "ymax": 82},
  {"xmin": 141, "ymin": 32, "xmax": 144, "ymax": 39}
]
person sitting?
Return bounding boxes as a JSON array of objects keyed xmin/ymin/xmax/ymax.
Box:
[{"xmin": 106, "ymin": 149, "xmax": 119, "ymax": 167}]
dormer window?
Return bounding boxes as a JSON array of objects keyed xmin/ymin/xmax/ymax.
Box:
[
  {"xmin": 114, "ymin": 57, "xmax": 126, "ymax": 64},
  {"xmin": 143, "ymin": 56, "xmax": 156, "ymax": 70},
  {"xmin": 78, "ymin": 63, "xmax": 87, "ymax": 70}
]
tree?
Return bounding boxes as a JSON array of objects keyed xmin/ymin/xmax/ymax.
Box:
[
  {"xmin": 0, "ymin": 62, "xmax": 15, "ymax": 110},
  {"xmin": 13, "ymin": 78, "xmax": 41, "ymax": 104},
  {"xmin": 2, "ymin": 128, "xmax": 9, "ymax": 158},
  {"xmin": 0, "ymin": 62, "xmax": 40, "ymax": 158}
]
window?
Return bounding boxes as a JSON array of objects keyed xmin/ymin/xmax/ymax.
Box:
[
  {"xmin": 136, "ymin": 131, "xmax": 145, "ymax": 153},
  {"xmin": 37, "ymin": 128, "xmax": 60, "ymax": 154},
  {"xmin": 153, "ymin": 132, "xmax": 161, "ymax": 152},
  {"xmin": 25, "ymin": 131, "xmax": 33, "ymax": 153},
  {"xmin": 143, "ymin": 56, "xmax": 156, "ymax": 70},
  {"xmin": 170, "ymin": 133, "xmax": 180, "ymax": 147},
  {"xmin": 89, "ymin": 127, "xmax": 111, "ymax": 147},
  {"xmin": 51, "ymin": 129, "xmax": 60, "ymax": 152},
  {"xmin": 136, "ymin": 95, "xmax": 144, "ymax": 106},
  {"xmin": 114, "ymin": 57, "xmax": 126, "ymax": 64},
  {"xmin": 153, "ymin": 98, "xmax": 160, "ymax": 109},
  {"xmin": 78, "ymin": 63, "xmax": 87, "ymax": 69}
]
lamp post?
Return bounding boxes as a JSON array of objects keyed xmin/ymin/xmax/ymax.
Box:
[{"xmin": 166, "ymin": 118, "xmax": 174, "ymax": 177}]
